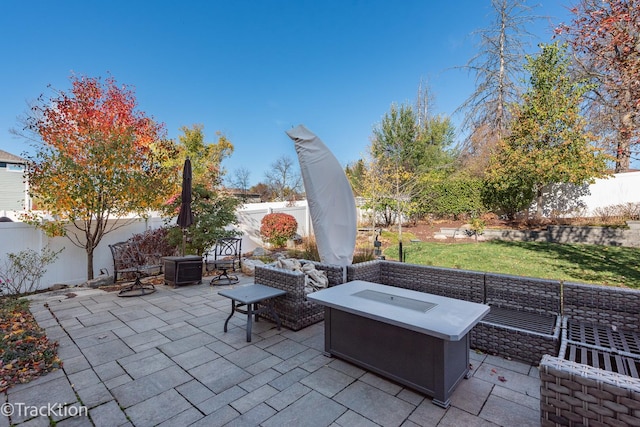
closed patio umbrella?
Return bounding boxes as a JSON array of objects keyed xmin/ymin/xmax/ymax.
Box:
[{"xmin": 176, "ymin": 157, "xmax": 194, "ymax": 255}]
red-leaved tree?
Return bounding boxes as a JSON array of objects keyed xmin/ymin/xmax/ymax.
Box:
[
  {"xmin": 23, "ymin": 75, "xmax": 175, "ymax": 279},
  {"xmin": 558, "ymin": 0, "xmax": 640, "ymax": 171}
]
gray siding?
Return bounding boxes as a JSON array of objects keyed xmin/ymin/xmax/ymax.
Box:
[{"xmin": 0, "ymin": 165, "xmax": 26, "ymax": 211}]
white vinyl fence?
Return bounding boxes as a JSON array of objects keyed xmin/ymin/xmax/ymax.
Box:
[{"xmin": 0, "ymin": 201, "xmax": 312, "ymax": 292}]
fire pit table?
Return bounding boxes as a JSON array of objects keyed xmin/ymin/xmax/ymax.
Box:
[{"xmin": 307, "ymin": 280, "xmax": 490, "ymax": 408}]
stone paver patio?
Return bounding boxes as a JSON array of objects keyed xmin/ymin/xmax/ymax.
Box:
[{"xmin": 2, "ymin": 275, "xmax": 541, "ymax": 426}]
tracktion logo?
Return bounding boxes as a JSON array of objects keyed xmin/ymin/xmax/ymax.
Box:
[{"xmin": 1, "ymin": 402, "xmax": 88, "ymax": 418}]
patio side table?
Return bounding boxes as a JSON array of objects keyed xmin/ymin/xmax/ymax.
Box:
[{"xmin": 218, "ymin": 284, "xmax": 286, "ymax": 342}]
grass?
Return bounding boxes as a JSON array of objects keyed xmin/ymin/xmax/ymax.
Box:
[{"xmin": 385, "ymin": 240, "xmax": 640, "ymax": 288}]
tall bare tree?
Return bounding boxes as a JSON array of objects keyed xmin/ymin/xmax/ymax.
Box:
[
  {"xmin": 264, "ymin": 155, "xmax": 302, "ymax": 202},
  {"xmin": 229, "ymin": 166, "xmax": 251, "ymax": 197},
  {"xmin": 457, "ymin": 0, "xmax": 541, "ymax": 171}
]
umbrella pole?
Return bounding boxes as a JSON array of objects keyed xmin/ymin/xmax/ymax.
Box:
[{"xmin": 182, "ymin": 228, "xmax": 186, "ymax": 256}]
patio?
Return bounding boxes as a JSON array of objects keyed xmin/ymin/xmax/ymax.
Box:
[{"xmin": 4, "ymin": 275, "xmax": 540, "ymax": 427}]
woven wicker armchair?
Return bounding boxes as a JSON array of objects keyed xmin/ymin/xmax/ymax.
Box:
[
  {"xmin": 540, "ymin": 354, "xmax": 640, "ymax": 426},
  {"xmin": 254, "ymin": 260, "xmax": 345, "ymax": 331},
  {"xmin": 540, "ymin": 282, "xmax": 640, "ymax": 426}
]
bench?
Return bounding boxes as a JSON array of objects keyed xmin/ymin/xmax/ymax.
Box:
[
  {"xmin": 471, "ymin": 273, "xmax": 561, "ymax": 364},
  {"xmin": 109, "ymin": 240, "xmax": 163, "ymax": 296}
]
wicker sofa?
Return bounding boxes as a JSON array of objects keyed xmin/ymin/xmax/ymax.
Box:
[
  {"xmin": 346, "ymin": 259, "xmax": 485, "ymax": 303},
  {"xmin": 540, "ymin": 282, "xmax": 640, "ymax": 426},
  {"xmin": 254, "ymin": 260, "xmax": 345, "ymax": 331},
  {"xmin": 347, "ymin": 260, "xmax": 562, "ymax": 364}
]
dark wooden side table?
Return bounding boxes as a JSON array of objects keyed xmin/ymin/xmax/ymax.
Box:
[{"xmin": 218, "ymin": 284, "xmax": 287, "ymax": 342}]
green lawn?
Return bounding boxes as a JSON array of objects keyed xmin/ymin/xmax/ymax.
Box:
[{"xmin": 384, "ymin": 240, "xmax": 640, "ymax": 288}]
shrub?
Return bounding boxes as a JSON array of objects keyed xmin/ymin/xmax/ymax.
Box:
[
  {"xmin": 0, "ymin": 246, "xmax": 63, "ymax": 295},
  {"xmin": 260, "ymin": 213, "xmax": 298, "ymax": 248}
]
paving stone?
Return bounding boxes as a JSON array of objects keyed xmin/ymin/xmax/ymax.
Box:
[
  {"xmin": 66, "ymin": 320, "xmax": 125, "ymax": 340},
  {"xmin": 127, "ymin": 316, "xmax": 167, "ymax": 333},
  {"xmin": 171, "ymin": 345, "xmax": 219, "ymax": 370},
  {"xmin": 262, "ymin": 390, "xmax": 346, "ymax": 427},
  {"xmin": 300, "ymin": 366, "xmax": 355, "ymax": 397},
  {"xmin": 358, "ymin": 372, "xmax": 403, "ymax": 395},
  {"xmin": 450, "ymin": 377, "xmax": 493, "ymax": 415},
  {"xmin": 238, "ymin": 368, "xmax": 281, "ymax": 392},
  {"xmin": 156, "ymin": 407, "xmax": 204, "ymax": 427},
  {"xmin": 74, "ymin": 382, "xmax": 113, "ymax": 408},
  {"xmin": 327, "ymin": 358, "xmax": 366, "ymax": 379},
  {"xmin": 334, "ymin": 409, "xmax": 381, "ymax": 427},
  {"xmin": 157, "ymin": 321, "xmax": 201, "ymax": 340},
  {"xmin": 122, "ymin": 329, "xmax": 171, "ymax": 352},
  {"xmin": 407, "ymin": 399, "xmax": 447, "ymax": 426},
  {"xmin": 397, "ymin": 387, "xmax": 426, "ymax": 406},
  {"xmin": 175, "ymin": 380, "xmax": 215, "ymax": 405},
  {"xmin": 479, "ymin": 394, "xmax": 539, "ymax": 427},
  {"xmin": 7, "ymin": 377, "xmax": 78, "ymax": 424},
  {"xmin": 268, "ymin": 367, "xmax": 309, "ymax": 391},
  {"xmin": 264, "ymin": 338, "xmax": 308, "ymax": 359},
  {"xmin": 273, "ymin": 348, "xmax": 326, "ymax": 373},
  {"xmin": 110, "ymin": 365, "xmax": 191, "ymax": 408},
  {"xmin": 300, "ymin": 353, "xmax": 333, "ymax": 373},
  {"xmin": 244, "ymin": 354, "xmax": 283, "ymax": 375},
  {"xmin": 68, "ymin": 368, "xmax": 101, "ymax": 390},
  {"xmin": 89, "ymin": 400, "xmax": 127, "ymax": 427},
  {"xmin": 189, "ymin": 404, "xmax": 239, "ymax": 427},
  {"xmin": 437, "ymin": 406, "xmax": 499, "ymax": 427},
  {"xmin": 189, "ymin": 357, "xmax": 251, "ymax": 394},
  {"xmin": 61, "ymin": 354, "xmax": 92, "ymax": 375},
  {"xmin": 80, "ymin": 339, "xmax": 134, "ymax": 366},
  {"xmin": 76, "ymin": 311, "xmax": 119, "ymax": 327},
  {"xmin": 226, "ymin": 345, "xmax": 272, "ymax": 369},
  {"xmin": 157, "ymin": 332, "xmax": 216, "ymax": 357},
  {"xmin": 52, "ymin": 412, "xmax": 92, "ymax": 427},
  {"xmin": 225, "ymin": 402, "xmax": 277, "ymax": 427},
  {"xmin": 196, "ymin": 386, "xmax": 246, "ymax": 416},
  {"xmin": 492, "ymin": 384, "xmax": 540, "ymax": 411},
  {"xmin": 119, "ymin": 351, "xmax": 174, "ymax": 379},
  {"xmin": 74, "ymin": 330, "xmax": 120, "ymax": 349},
  {"xmin": 473, "ymin": 363, "xmax": 539, "ymax": 398},
  {"xmin": 124, "ymin": 389, "xmax": 192, "ymax": 426},
  {"xmin": 264, "ymin": 382, "xmax": 312, "ymax": 411},
  {"xmin": 93, "ymin": 361, "xmax": 126, "ymax": 382},
  {"xmin": 103, "ymin": 374, "xmax": 131, "ymax": 390},
  {"xmin": 333, "ymin": 381, "xmax": 415, "ymax": 427},
  {"xmin": 205, "ymin": 338, "xmax": 236, "ymax": 356},
  {"xmin": 230, "ymin": 384, "xmax": 278, "ymax": 413}
]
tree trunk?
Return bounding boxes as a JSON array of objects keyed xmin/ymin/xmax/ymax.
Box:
[
  {"xmin": 535, "ymin": 186, "xmax": 544, "ymax": 219},
  {"xmin": 87, "ymin": 247, "xmax": 94, "ymax": 280},
  {"xmin": 615, "ymin": 111, "xmax": 634, "ymax": 172}
]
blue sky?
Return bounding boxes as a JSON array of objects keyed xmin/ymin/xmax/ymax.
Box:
[{"xmin": 1, "ymin": 1, "xmax": 573, "ymax": 186}]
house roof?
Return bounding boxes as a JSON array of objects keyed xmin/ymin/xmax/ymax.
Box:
[{"xmin": 0, "ymin": 149, "xmax": 26, "ymax": 164}]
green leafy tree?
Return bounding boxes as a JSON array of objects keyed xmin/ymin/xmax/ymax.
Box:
[
  {"xmin": 165, "ymin": 125, "xmax": 241, "ymax": 255},
  {"xmin": 486, "ymin": 42, "xmax": 610, "ymax": 218},
  {"xmin": 21, "ymin": 75, "xmax": 173, "ymax": 279}
]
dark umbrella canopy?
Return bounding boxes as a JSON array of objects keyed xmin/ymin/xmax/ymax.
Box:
[{"xmin": 177, "ymin": 158, "xmax": 194, "ymax": 254}]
